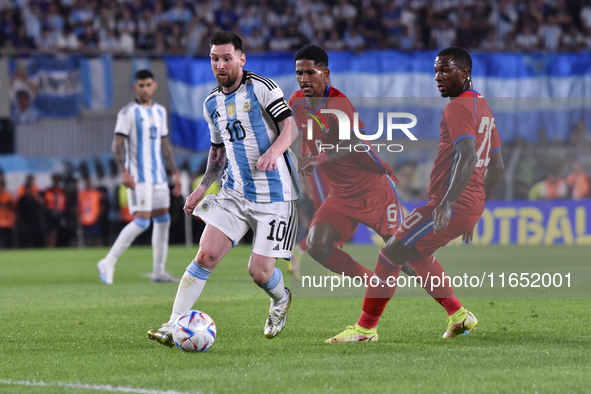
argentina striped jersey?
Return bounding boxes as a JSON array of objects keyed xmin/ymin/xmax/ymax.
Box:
[
  {"xmin": 203, "ymin": 71, "xmax": 299, "ymax": 203},
  {"xmin": 114, "ymin": 100, "xmax": 168, "ymax": 184}
]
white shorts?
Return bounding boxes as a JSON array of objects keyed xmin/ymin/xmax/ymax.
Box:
[
  {"xmin": 193, "ymin": 188, "xmax": 298, "ymax": 259},
  {"xmin": 127, "ymin": 182, "xmax": 170, "ymax": 214}
]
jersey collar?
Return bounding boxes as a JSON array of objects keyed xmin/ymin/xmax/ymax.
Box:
[
  {"xmin": 220, "ymin": 70, "xmax": 248, "ymax": 96},
  {"xmin": 304, "ymin": 85, "xmax": 330, "ymax": 111}
]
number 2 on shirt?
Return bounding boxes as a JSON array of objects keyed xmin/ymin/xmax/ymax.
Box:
[{"xmin": 475, "ymin": 117, "xmax": 494, "ymax": 168}]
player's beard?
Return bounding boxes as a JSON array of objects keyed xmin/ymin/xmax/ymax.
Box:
[{"xmin": 216, "ymin": 73, "xmax": 238, "ymax": 88}]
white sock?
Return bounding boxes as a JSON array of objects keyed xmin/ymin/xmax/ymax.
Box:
[
  {"xmin": 259, "ymin": 267, "xmax": 286, "ymax": 304},
  {"xmin": 169, "ymin": 260, "xmax": 211, "ymax": 324},
  {"xmin": 151, "ymin": 213, "xmax": 170, "ymax": 276},
  {"xmin": 105, "ymin": 218, "xmax": 150, "ymax": 263}
]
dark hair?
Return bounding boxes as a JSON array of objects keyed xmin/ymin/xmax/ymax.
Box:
[
  {"xmin": 437, "ymin": 46, "xmax": 472, "ymax": 71},
  {"xmin": 209, "ymin": 31, "xmax": 243, "ymax": 51},
  {"xmin": 135, "ymin": 69, "xmax": 155, "ymax": 81},
  {"xmin": 294, "ymin": 44, "xmax": 329, "ymax": 67}
]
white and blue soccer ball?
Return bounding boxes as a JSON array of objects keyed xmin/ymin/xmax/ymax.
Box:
[{"xmin": 172, "ymin": 310, "xmax": 216, "ymax": 352}]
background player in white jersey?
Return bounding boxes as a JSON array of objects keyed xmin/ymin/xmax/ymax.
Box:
[
  {"xmin": 97, "ymin": 69, "xmax": 182, "ymax": 284},
  {"xmin": 148, "ymin": 32, "xmax": 298, "ymax": 346}
]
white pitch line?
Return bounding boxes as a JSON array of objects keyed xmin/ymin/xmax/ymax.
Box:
[{"xmin": 0, "ymin": 379, "xmax": 201, "ymax": 394}]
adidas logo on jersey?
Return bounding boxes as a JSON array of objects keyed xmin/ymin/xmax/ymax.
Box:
[
  {"xmin": 273, "ymin": 244, "xmax": 280, "ymax": 251},
  {"xmin": 214, "ymin": 110, "xmax": 220, "ymax": 119}
]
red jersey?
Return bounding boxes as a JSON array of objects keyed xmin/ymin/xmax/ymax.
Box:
[
  {"xmin": 290, "ymin": 86, "xmax": 397, "ymax": 199},
  {"xmin": 429, "ymin": 90, "xmax": 501, "ymax": 215}
]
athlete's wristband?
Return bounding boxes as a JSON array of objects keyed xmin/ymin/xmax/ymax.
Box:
[{"xmin": 315, "ymin": 153, "xmax": 329, "ymax": 165}]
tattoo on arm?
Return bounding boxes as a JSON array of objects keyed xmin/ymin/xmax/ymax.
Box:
[
  {"xmin": 112, "ymin": 135, "xmax": 127, "ymax": 172},
  {"xmin": 200, "ymin": 146, "xmax": 226, "ymax": 190},
  {"xmin": 160, "ymin": 137, "xmax": 179, "ymax": 174}
]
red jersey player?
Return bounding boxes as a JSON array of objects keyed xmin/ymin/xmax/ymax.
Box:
[
  {"xmin": 326, "ymin": 47, "xmax": 505, "ymax": 342},
  {"xmin": 290, "ymin": 45, "xmax": 426, "ymax": 284},
  {"xmin": 287, "ymin": 141, "xmax": 330, "ymax": 280}
]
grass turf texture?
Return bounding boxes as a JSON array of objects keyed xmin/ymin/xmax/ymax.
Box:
[{"xmin": 0, "ymin": 245, "xmax": 589, "ymax": 393}]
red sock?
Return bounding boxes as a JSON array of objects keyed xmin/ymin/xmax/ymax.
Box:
[
  {"xmin": 322, "ymin": 246, "xmax": 373, "ymax": 278},
  {"xmin": 358, "ymin": 248, "xmax": 402, "ymax": 329},
  {"xmin": 409, "ymin": 255, "xmax": 462, "ymax": 315}
]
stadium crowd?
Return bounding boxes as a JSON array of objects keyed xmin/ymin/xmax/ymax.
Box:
[{"xmin": 1, "ymin": 0, "xmax": 591, "ymax": 56}]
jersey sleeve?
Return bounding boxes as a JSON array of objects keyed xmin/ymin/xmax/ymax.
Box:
[
  {"xmin": 114, "ymin": 107, "xmax": 132, "ymax": 136},
  {"xmin": 158, "ymin": 106, "xmax": 169, "ymax": 138},
  {"xmin": 443, "ymin": 99, "xmax": 476, "ymax": 145},
  {"xmin": 256, "ymin": 79, "xmax": 292, "ymax": 124},
  {"xmin": 491, "ymin": 120, "xmax": 501, "ymax": 152},
  {"xmin": 203, "ymin": 100, "xmax": 223, "ymax": 147}
]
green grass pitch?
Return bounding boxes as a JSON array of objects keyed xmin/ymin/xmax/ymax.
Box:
[{"xmin": 0, "ymin": 244, "xmax": 589, "ymax": 393}]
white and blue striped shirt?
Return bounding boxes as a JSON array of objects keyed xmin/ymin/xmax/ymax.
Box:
[
  {"xmin": 115, "ymin": 100, "xmax": 168, "ymax": 184},
  {"xmin": 203, "ymin": 71, "xmax": 299, "ymax": 203}
]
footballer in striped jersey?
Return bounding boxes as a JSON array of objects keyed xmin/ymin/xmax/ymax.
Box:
[
  {"xmin": 148, "ymin": 32, "xmax": 296, "ymax": 347},
  {"xmin": 97, "ymin": 69, "xmax": 182, "ymax": 285}
]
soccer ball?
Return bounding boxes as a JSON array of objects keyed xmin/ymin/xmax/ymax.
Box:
[{"xmin": 172, "ymin": 310, "xmax": 217, "ymax": 352}]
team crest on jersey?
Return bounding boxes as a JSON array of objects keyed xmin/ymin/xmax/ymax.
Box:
[
  {"xmin": 243, "ymin": 99, "xmax": 252, "ymax": 113},
  {"xmin": 305, "ymin": 110, "xmax": 329, "ymax": 134},
  {"xmin": 227, "ymin": 103, "xmax": 236, "ymax": 118}
]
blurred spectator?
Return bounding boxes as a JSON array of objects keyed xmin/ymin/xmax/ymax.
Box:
[
  {"xmin": 528, "ymin": 171, "xmax": 568, "ymax": 200},
  {"xmin": 119, "ymin": 30, "xmax": 135, "ymax": 54},
  {"xmin": 10, "ymin": 90, "xmax": 39, "ymax": 124},
  {"xmin": 343, "ymin": 27, "xmax": 366, "ymax": 53},
  {"xmin": 0, "ymin": 179, "xmax": 16, "ymax": 249},
  {"xmin": 78, "ymin": 178, "xmax": 104, "ymax": 246},
  {"xmin": 167, "ymin": 0, "xmax": 192, "ymax": 24},
  {"xmin": 513, "ymin": 138, "xmax": 538, "ymax": 199},
  {"xmin": 215, "ymin": 0, "xmax": 236, "ymax": 31},
  {"xmin": 562, "ymin": 25, "xmax": 585, "ymax": 52},
  {"xmin": 566, "ymin": 162, "xmax": 590, "ymax": 200},
  {"xmin": 63, "ymin": 175, "xmax": 79, "ymax": 247},
  {"xmin": 538, "ymin": 14, "xmax": 562, "ymax": 52},
  {"xmin": 429, "ymin": 19, "xmax": 456, "ymax": 49},
  {"xmin": 16, "ymin": 174, "xmax": 39, "ymax": 198},
  {"xmin": 358, "ymin": 6, "xmax": 382, "ymax": 49},
  {"xmin": 515, "ymin": 22, "xmax": 539, "ymax": 51},
  {"xmin": 69, "ymin": 0, "xmax": 93, "ymax": 37},
  {"xmin": 99, "ymin": 29, "xmax": 120, "ymax": 53},
  {"xmin": 397, "ymin": 25, "xmax": 415, "ymax": 51},
  {"xmin": 16, "ymin": 177, "xmax": 45, "ymax": 248},
  {"xmin": 45, "ymin": 2, "xmax": 65, "ymax": 33},
  {"xmin": 165, "ymin": 23, "xmax": 186, "ymax": 55},
  {"xmin": 268, "ymin": 27, "xmax": 291, "ymax": 51},
  {"xmin": 489, "ymin": 0, "xmax": 518, "ymax": 44},
  {"xmin": 117, "ymin": 9, "xmax": 137, "ymax": 36},
  {"xmin": 137, "ymin": 9, "xmax": 158, "ymax": 50},
  {"xmin": 78, "ymin": 26, "xmax": 99, "ymax": 54},
  {"xmin": 324, "ymin": 30, "xmax": 345, "ymax": 51},
  {"xmin": 238, "ymin": 6, "xmax": 262, "ymax": 38},
  {"xmin": 97, "ymin": 186, "xmax": 111, "ymax": 246},
  {"xmin": 579, "ymin": 3, "xmax": 591, "ymax": 30},
  {"xmin": 44, "ymin": 174, "xmax": 67, "ymax": 248},
  {"xmin": 381, "ymin": 3, "xmax": 403, "ymax": 42},
  {"xmin": 245, "ymin": 27, "xmax": 266, "ymax": 52}
]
